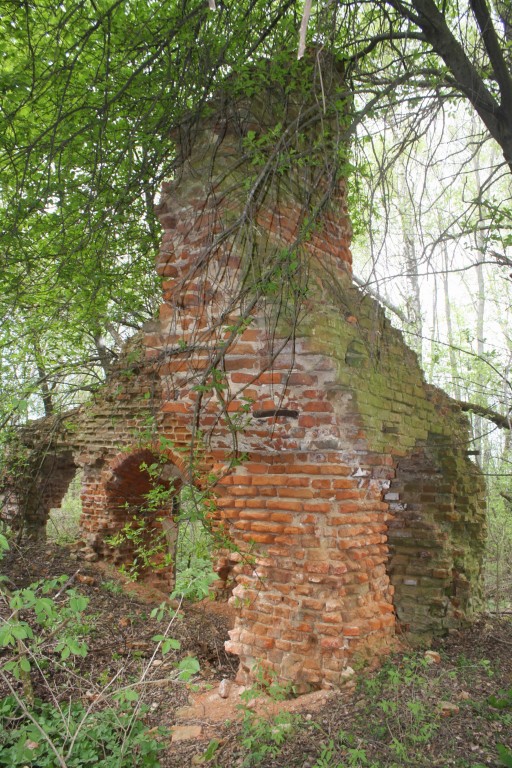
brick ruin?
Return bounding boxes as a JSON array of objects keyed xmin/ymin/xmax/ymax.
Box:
[{"xmin": 1, "ymin": 56, "xmax": 486, "ymax": 690}]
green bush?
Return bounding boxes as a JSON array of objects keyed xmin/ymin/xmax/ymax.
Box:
[{"xmin": 0, "ymin": 695, "xmax": 162, "ymax": 767}]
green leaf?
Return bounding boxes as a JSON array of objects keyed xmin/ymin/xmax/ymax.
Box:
[
  {"xmin": 35, "ymin": 597, "xmax": 56, "ymax": 622},
  {"xmin": 69, "ymin": 595, "xmax": 89, "ymax": 613},
  {"xmin": 124, "ymin": 689, "xmax": 139, "ymax": 702},
  {"xmin": 113, "ymin": 688, "xmax": 139, "ymax": 704},
  {"xmin": 498, "ymin": 743, "xmax": 512, "ymax": 768},
  {"xmin": 0, "ymin": 630, "xmax": 15, "ymax": 647},
  {"xmin": 488, "ymin": 690, "xmax": 512, "ymax": 709},
  {"xmin": 203, "ymin": 739, "xmax": 220, "ymax": 761},
  {"xmin": 161, "ymin": 638, "xmax": 181, "ymax": 654},
  {"xmin": 177, "ymin": 656, "xmax": 200, "ymax": 682},
  {"xmin": 11, "ymin": 623, "xmax": 31, "ymax": 641}
]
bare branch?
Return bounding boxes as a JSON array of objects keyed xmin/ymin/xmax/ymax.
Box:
[{"xmin": 457, "ymin": 399, "xmax": 512, "ymax": 430}]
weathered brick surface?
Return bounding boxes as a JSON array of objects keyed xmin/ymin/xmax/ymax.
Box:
[
  {"xmin": 142, "ymin": 67, "xmax": 485, "ymax": 689},
  {"xmin": 1, "ymin": 58, "xmax": 486, "ymax": 690}
]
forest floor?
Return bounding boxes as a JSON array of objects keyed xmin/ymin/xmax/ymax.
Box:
[{"xmin": 0, "ymin": 542, "xmax": 511, "ymax": 768}]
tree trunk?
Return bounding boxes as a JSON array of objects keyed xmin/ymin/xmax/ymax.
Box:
[
  {"xmin": 33, "ymin": 338, "xmax": 53, "ymax": 417},
  {"xmin": 441, "ymin": 239, "xmax": 461, "ymax": 400}
]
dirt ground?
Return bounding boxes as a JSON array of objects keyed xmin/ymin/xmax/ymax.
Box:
[{"xmin": 1, "ymin": 542, "xmax": 511, "ymax": 768}]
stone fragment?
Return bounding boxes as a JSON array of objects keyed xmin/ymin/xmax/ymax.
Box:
[
  {"xmin": 218, "ymin": 678, "xmax": 231, "ymax": 698},
  {"xmin": 171, "ymin": 725, "xmax": 203, "ymax": 742},
  {"xmin": 439, "ymin": 701, "xmax": 460, "ymax": 717},
  {"xmin": 340, "ymin": 666, "xmax": 355, "ymax": 680},
  {"xmin": 76, "ymin": 574, "xmax": 95, "ymax": 585},
  {"xmin": 85, "ymin": 690, "xmax": 100, "ymax": 702},
  {"xmin": 25, "ymin": 739, "xmax": 39, "ymax": 751},
  {"xmin": 175, "ymin": 705, "xmax": 197, "ymax": 719}
]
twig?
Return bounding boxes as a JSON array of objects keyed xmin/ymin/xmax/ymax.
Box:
[
  {"xmin": 54, "ymin": 569, "xmax": 81, "ymax": 600},
  {"xmin": 489, "ymin": 633, "xmax": 512, "ymax": 646}
]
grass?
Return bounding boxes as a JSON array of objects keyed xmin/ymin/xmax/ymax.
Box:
[{"xmin": 208, "ymin": 630, "xmax": 512, "ymax": 768}]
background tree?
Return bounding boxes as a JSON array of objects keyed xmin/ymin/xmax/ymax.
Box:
[{"xmin": 1, "ymin": 0, "xmax": 512, "ymax": 427}]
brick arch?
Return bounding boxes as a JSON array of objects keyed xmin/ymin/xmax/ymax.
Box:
[
  {"xmin": 105, "ymin": 448, "xmax": 182, "ymax": 520},
  {"xmin": 2, "ymin": 448, "xmax": 79, "ymax": 542},
  {"xmin": 108, "ymin": 442, "xmax": 191, "ymax": 482},
  {"xmin": 79, "ymin": 448, "xmax": 185, "ymax": 587}
]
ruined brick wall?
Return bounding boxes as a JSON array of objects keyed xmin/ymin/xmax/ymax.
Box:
[
  {"xmin": 71, "ymin": 335, "xmax": 180, "ymax": 581},
  {"xmin": 0, "ymin": 413, "xmax": 79, "ymax": 541},
  {"xmin": 0, "ymin": 336, "xmax": 180, "ymax": 585},
  {"xmin": 147, "ymin": 57, "xmax": 486, "ymax": 690},
  {"xmin": 1, "ymin": 56, "xmax": 486, "ymax": 691}
]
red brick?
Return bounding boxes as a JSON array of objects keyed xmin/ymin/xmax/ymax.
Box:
[
  {"xmin": 243, "ymin": 511, "xmax": 270, "ymax": 520},
  {"xmin": 311, "ymin": 479, "xmax": 332, "ymax": 489},
  {"xmin": 252, "ymin": 474, "xmax": 288, "ymax": 486},
  {"xmin": 240, "ymin": 329, "xmax": 263, "ymax": 341},
  {"xmin": 269, "ymin": 513, "xmax": 294, "ymax": 523},
  {"xmin": 320, "ymin": 637, "xmax": 343, "ymax": 649},
  {"xmin": 255, "ymin": 372, "xmax": 283, "ymax": 385},
  {"xmin": 287, "ymin": 373, "xmax": 316, "ymax": 385},
  {"xmin": 305, "ymin": 562, "xmax": 330, "ymax": 574},
  {"xmin": 303, "ymin": 402, "xmax": 333, "ymax": 412},
  {"xmin": 242, "ymin": 533, "xmax": 274, "ymax": 544},
  {"xmin": 266, "ymin": 500, "xmax": 303, "ymax": 512},
  {"xmin": 298, "ymin": 415, "xmax": 316, "ymax": 428},
  {"xmin": 277, "ymin": 487, "xmax": 314, "ymax": 499},
  {"xmin": 249, "ymin": 521, "xmax": 284, "ymax": 533},
  {"xmin": 335, "ymin": 490, "xmax": 361, "ymax": 501},
  {"xmin": 303, "ymin": 502, "xmax": 332, "ymax": 513},
  {"xmin": 244, "ymin": 462, "xmax": 270, "ymax": 474},
  {"xmin": 230, "ymin": 372, "xmax": 256, "ymax": 384}
]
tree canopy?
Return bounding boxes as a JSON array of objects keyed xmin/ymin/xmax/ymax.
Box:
[{"xmin": 1, "ymin": 0, "xmax": 511, "ymax": 424}]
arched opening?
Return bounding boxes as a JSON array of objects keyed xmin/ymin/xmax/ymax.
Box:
[
  {"xmin": 46, "ymin": 467, "xmax": 83, "ymax": 544},
  {"xmin": 104, "ymin": 449, "xmax": 182, "ymax": 585},
  {"xmin": 172, "ymin": 484, "xmax": 217, "ymax": 601},
  {"xmin": 97, "ymin": 449, "xmax": 221, "ymax": 596},
  {"xmin": 20, "ymin": 450, "xmax": 79, "ymax": 542}
]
